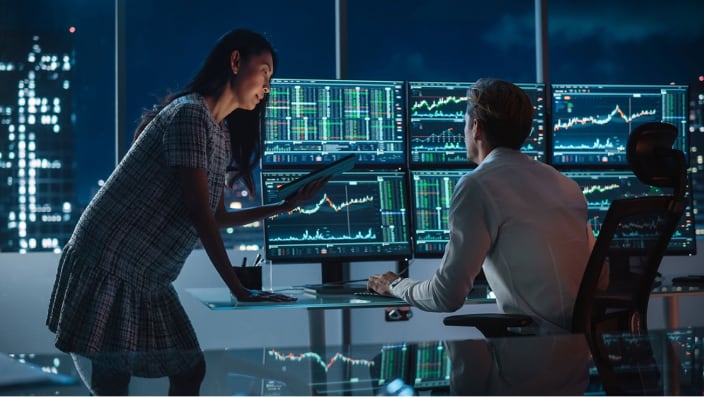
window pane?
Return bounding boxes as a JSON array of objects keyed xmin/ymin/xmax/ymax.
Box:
[
  {"xmin": 0, "ymin": 1, "xmax": 115, "ymax": 253},
  {"xmin": 123, "ymin": 0, "xmax": 336, "ymax": 251},
  {"xmin": 347, "ymin": 0, "xmax": 536, "ymax": 82}
]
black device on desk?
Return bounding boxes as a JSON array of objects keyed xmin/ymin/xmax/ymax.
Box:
[
  {"xmin": 672, "ymin": 275, "xmax": 704, "ymax": 286},
  {"xmin": 302, "ymin": 283, "xmax": 369, "ymax": 295},
  {"xmin": 302, "ymin": 267, "xmax": 410, "ymax": 297}
]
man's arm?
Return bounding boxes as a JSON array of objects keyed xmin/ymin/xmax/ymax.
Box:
[{"xmin": 370, "ymin": 176, "xmax": 489, "ymax": 311}]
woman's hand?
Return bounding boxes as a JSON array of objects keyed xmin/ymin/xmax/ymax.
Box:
[
  {"xmin": 281, "ymin": 176, "xmax": 332, "ymax": 212},
  {"xmin": 234, "ymin": 288, "xmax": 298, "ymax": 302}
]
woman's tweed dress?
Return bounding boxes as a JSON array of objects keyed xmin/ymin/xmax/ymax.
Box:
[{"xmin": 46, "ymin": 94, "xmax": 229, "ymax": 377}]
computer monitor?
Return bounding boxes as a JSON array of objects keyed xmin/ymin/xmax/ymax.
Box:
[
  {"xmin": 562, "ymin": 170, "xmax": 696, "ymax": 255},
  {"xmin": 261, "ymin": 169, "xmax": 412, "ymax": 263},
  {"xmin": 409, "ymin": 169, "xmax": 472, "ymax": 257},
  {"xmin": 551, "ymin": 84, "xmax": 689, "ymax": 166},
  {"xmin": 262, "ymin": 78, "xmax": 406, "ymax": 167},
  {"xmin": 407, "ymin": 81, "xmax": 546, "ymax": 166}
]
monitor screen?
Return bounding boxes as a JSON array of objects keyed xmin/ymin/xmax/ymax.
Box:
[
  {"xmin": 562, "ymin": 170, "xmax": 696, "ymax": 254},
  {"xmin": 262, "ymin": 170, "xmax": 412, "ymax": 262},
  {"xmin": 551, "ymin": 84, "xmax": 689, "ymax": 166},
  {"xmin": 409, "ymin": 169, "xmax": 472, "ymax": 257},
  {"xmin": 407, "ymin": 81, "xmax": 546, "ymax": 166},
  {"xmin": 262, "ymin": 78, "xmax": 406, "ymax": 167}
]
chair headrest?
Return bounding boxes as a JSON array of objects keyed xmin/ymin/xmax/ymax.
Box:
[{"xmin": 626, "ymin": 122, "xmax": 685, "ymax": 189}]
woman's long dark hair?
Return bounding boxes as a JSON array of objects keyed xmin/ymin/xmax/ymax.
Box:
[{"xmin": 133, "ymin": 29, "xmax": 276, "ymax": 194}]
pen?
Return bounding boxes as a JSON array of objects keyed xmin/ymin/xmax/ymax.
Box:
[
  {"xmin": 253, "ymin": 253, "xmax": 262, "ymax": 267},
  {"xmin": 241, "ymin": 257, "xmax": 247, "ymax": 267}
]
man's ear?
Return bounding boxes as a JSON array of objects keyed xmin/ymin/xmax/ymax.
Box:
[{"xmin": 472, "ymin": 118, "xmax": 483, "ymax": 142}]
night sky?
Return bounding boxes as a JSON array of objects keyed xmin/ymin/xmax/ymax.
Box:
[{"xmin": 2, "ymin": 0, "xmax": 704, "ymax": 205}]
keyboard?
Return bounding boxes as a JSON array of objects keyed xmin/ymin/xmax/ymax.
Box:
[{"xmin": 353, "ymin": 290, "xmax": 399, "ymax": 298}]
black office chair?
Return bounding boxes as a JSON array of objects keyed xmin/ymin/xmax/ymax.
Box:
[{"xmin": 444, "ymin": 122, "xmax": 689, "ymax": 341}]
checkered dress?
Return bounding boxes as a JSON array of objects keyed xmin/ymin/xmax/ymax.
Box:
[{"xmin": 46, "ymin": 94, "xmax": 229, "ymax": 377}]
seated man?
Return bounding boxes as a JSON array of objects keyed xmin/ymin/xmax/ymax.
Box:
[{"xmin": 367, "ymin": 78, "xmax": 606, "ymax": 334}]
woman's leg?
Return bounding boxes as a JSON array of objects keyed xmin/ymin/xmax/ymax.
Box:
[
  {"xmin": 90, "ymin": 357, "xmax": 131, "ymax": 396},
  {"xmin": 167, "ymin": 357, "xmax": 206, "ymax": 396}
]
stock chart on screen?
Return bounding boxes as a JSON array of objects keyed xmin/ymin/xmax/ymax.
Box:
[
  {"xmin": 563, "ymin": 170, "xmax": 696, "ymax": 254},
  {"xmin": 409, "ymin": 169, "xmax": 472, "ymax": 256},
  {"xmin": 262, "ymin": 170, "xmax": 411, "ymax": 262},
  {"xmin": 551, "ymin": 84, "xmax": 688, "ymax": 166},
  {"xmin": 407, "ymin": 81, "xmax": 546, "ymax": 166},
  {"xmin": 262, "ymin": 78, "xmax": 406, "ymax": 166}
]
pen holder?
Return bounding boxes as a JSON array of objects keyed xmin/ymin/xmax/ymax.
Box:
[{"xmin": 233, "ymin": 266, "xmax": 262, "ymax": 290}]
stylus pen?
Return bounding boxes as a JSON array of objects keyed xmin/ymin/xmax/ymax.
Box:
[
  {"xmin": 241, "ymin": 257, "xmax": 247, "ymax": 267},
  {"xmin": 253, "ymin": 253, "xmax": 262, "ymax": 267}
]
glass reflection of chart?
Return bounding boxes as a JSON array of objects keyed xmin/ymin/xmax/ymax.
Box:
[
  {"xmin": 377, "ymin": 343, "xmax": 409, "ymax": 387},
  {"xmin": 551, "ymin": 84, "xmax": 689, "ymax": 166},
  {"xmin": 262, "ymin": 170, "xmax": 411, "ymax": 262},
  {"xmin": 599, "ymin": 329, "xmax": 702, "ymax": 395},
  {"xmin": 408, "ymin": 81, "xmax": 545, "ymax": 165},
  {"xmin": 563, "ymin": 170, "xmax": 695, "ymax": 253},
  {"xmin": 411, "ymin": 169, "xmax": 471, "ymax": 256},
  {"xmin": 264, "ymin": 346, "xmax": 381, "ymax": 395},
  {"xmin": 263, "ymin": 78, "xmax": 406, "ymax": 166},
  {"xmin": 413, "ymin": 341, "xmax": 451, "ymax": 390}
]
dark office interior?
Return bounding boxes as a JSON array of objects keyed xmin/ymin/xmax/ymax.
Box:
[{"xmin": 1, "ymin": 0, "xmax": 704, "ymax": 395}]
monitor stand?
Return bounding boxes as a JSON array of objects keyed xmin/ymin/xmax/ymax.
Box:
[{"xmin": 321, "ymin": 260, "xmax": 350, "ymax": 285}]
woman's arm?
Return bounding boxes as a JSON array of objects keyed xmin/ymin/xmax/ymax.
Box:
[
  {"xmin": 214, "ymin": 192, "xmax": 287, "ymax": 228},
  {"xmin": 176, "ymin": 166, "xmax": 247, "ymax": 297},
  {"xmin": 176, "ymin": 166, "xmax": 294, "ymax": 301},
  {"xmin": 214, "ymin": 176, "xmax": 331, "ymax": 228}
]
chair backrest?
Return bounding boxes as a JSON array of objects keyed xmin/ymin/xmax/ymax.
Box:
[{"xmin": 572, "ymin": 122, "xmax": 688, "ymax": 337}]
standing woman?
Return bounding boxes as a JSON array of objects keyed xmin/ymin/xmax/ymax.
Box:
[{"xmin": 46, "ymin": 29, "xmax": 324, "ymax": 395}]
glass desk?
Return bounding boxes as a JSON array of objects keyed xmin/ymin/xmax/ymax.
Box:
[
  {"xmin": 651, "ymin": 276, "xmax": 704, "ymax": 329},
  {"xmin": 3, "ymin": 328, "xmax": 703, "ymax": 395},
  {"xmin": 187, "ymin": 286, "xmax": 495, "ymax": 349},
  {"xmin": 186, "ymin": 286, "xmax": 495, "ymax": 311},
  {"xmin": 188, "ymin": 276, "xmax": 703, "ymax": 339}
]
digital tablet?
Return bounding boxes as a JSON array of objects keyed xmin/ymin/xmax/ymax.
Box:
[{"xmin": 274, "ymin": 154, "xmax": 356, "ymax": 200}]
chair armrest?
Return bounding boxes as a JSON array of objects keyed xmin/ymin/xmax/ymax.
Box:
[{"xmin": 443, "ymin": 313, "xmax": 533, "ymax": 337}]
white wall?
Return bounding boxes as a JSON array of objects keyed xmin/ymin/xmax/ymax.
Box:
[{"xmin": 1, "ymin": 241, "xmax": 703, "ymax": 354}]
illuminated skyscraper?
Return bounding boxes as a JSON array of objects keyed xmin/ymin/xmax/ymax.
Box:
[
  {"xmin": 0, "ymin": 32, "xmax": 76, "ymax": 253},
  {"xmin": 221, "ymin": 182, "xmax": 265, "ymax": 252},
  {"xmin": 689, "ymin": 78, "xmax": 704, "ymax": 237}
]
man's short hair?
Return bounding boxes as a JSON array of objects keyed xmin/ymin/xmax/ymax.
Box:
[{"xmin": 466, "ymin": 78, "xmax": 534, "ymax": 149}]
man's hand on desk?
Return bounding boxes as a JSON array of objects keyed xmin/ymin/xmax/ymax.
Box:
[
  {"xmin": 234, "ymin": 289, "xmax": 297, "ymax": 302},
  {"xmin": 367, "ymin": 271, "xmax": 402, "ymax": 296}
]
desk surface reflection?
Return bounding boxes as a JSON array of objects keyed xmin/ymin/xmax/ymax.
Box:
[{"xmin": 2, "ymin": 329, "xmax": 703, "ymax": 395}]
